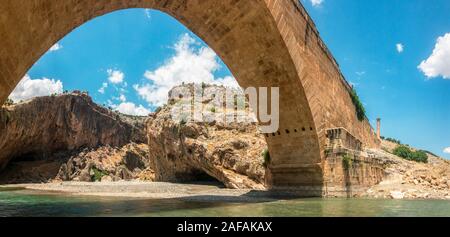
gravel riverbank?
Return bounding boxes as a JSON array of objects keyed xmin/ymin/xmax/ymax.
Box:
[{"xmin": 2, "ymin": 181, "xmax": 278, "ymax": 202}]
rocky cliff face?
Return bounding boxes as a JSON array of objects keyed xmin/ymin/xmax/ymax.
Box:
[
  {"xmin": 147, "ymin": 84, "xmax": 267, "ymax": 189},
  {"xmin": 55, "ymin": 143, "xmax": 153, "ymax": 183},
  {"xmin": 0, "ymin": 93, "xmax": 146, "ymax": 171},
  {"xmin": 0, "ymin": 143, "xmax": 152, "ymax": 184},
  {"xmin": 0, "ymin": 87, "xmax": 266, "ymax": 189}
]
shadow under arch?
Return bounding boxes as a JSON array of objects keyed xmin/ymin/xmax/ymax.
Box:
[{"xmin": 2, "ymin": 0, "xmax": 390, "ymax": 194}]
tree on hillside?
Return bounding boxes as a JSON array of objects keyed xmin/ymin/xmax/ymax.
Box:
[
  {"xmin": 4, "ymin": 98, "xmax": 14, "ymax": 106},
  {"xmin": 393, "ymin": 145, "xmax": 428, "ymax": 163}
]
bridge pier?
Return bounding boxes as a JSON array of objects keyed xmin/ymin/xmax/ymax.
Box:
[
  {"xmin": 265, "ymin": 128, "xmax": 384, "ymax": 197},
  {"xmin": 266, "ymin": 165, "xmax": 325, "ymax": 197}
]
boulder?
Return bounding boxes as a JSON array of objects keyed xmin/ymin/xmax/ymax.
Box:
[{"xmin": 389, "ymin": 191, "xmax": 405, "ymax": 200}]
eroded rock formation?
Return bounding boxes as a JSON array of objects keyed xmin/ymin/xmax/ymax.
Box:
[
  {"xmin": 0, "ymin": 143, "xmax": 152, "ymax": 184},
  {"xmin": 56, "ymin": 143, "xmax": 152, "ymax": 182},
  {"xmin": 147, "ymin": 84, "xmax": 267, "ymax": 189},
  {"xmin": 0, "ymin": 87, "xmax": 267, "ymax": 189},
  {"xmin": 0, "ymin": 93, "xmax": 146, "ymax": 171}
]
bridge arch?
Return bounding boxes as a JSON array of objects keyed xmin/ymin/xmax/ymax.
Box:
[{"xmin": 0, "ymin": 0, "xmax": 380, "ymax": 193}]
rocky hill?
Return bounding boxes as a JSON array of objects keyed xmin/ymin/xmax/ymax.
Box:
[
  {"xmin": 363, "ymin": 140, "xmax": 450, "ymax": 199},
  {"xmin": 0, "ymin": 92, "xmax": 148, "ymax": 182},
  {"xmin": 146, "ymin": 84, "xmax": 266, "ymax": 189}
]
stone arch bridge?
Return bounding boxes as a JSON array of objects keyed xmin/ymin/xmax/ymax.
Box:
[{"xmin": 0, "ymin": 0, "xmax": 381, "ymax": 195}]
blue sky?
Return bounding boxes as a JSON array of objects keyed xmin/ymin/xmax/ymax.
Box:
[
  {"xmin": 300, "ymin": 0, "xmax": 450, "ymax": 158},
  {"xmin": 8, "ymin": 0, "xmax": 450, "ymax": 158},
  {"xmin": 12, "ymin": 9, "xmax": 236, "ymax": 115}
]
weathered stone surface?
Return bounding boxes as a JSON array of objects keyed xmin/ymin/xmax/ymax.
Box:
[
  {"xmin": 0, "ymin": 93, "xmax": 146, "ymax": 171},
  {"xmin": 56, "ymin": 143, "xmax": 151, "ymax": 182},
  {"xmin": 322, "ymin": 129, "xmax": 387, "ymax": 197},
  {"xmin": 0, "ymin": 0, "xmax": 381, "ymax": 190},
  {"xmin": 147, "ymin": 85, "xmax": 267, "ymax": 189},
  {"xmin": 362, "ymin": 140, "xmax": 450, "ymax": 199},
  {"xmin": 0, "ymin": 143, "xmax": 151, "ymax": 184}
]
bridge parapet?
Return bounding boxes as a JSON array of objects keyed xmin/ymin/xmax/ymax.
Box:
[
  {"xmin": 325, "ymin": 127, "xmax": 363, "ymax": 152},
  {"xmin": 289, "ymin": 0, "xmax": 353, "ymax": 91}
]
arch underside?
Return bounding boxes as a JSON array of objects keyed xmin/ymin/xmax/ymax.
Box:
[{"xmin": 0, "ymin": 0, "xmax": 380, "ymax": 192}]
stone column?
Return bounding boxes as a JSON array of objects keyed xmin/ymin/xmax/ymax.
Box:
[{"xmin": 376, "ymin": 118, "xmax": 381, "ymax": 139}]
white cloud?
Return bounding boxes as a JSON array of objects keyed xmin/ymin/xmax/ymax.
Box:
[
  {"xmin": 8, "ymin": 75, "xmax": 63, "ymax": 102},
  {"xmin": 98, "ymin": 82, "xmax": 108, "ymax": 94},
  {"xmin": 144, "ymin": 9, "xmax": 151, "ymax": 19},
  {"xmin": 119, "ymin": 94, "xmax": 127, "ymax": 102},
  {"xmin": 396, "ymin": 43, "xmax": 404, "ymax": 53},
  {"xmin": 444, "ymin": 147, "xmax": 450, "ymax": 154},
  {"xmin": 106, "ymin": 87, "xmax": 149, "ymax": 116},
  {"xmin": 113, "ymin": 102, "xmax": 150, "ymax": 116},
  {"xmin": 134, "ymin": 34, "xmax": 240, "ymax": 106},
  {"xmin": 215, "ymin": 76, "xmax": 239, "ymax": 88},
  {"xmin": 418, "ymin": 33, "xmax": 450, "ymax": 79},
  {"xmin": 107, "ymin": 69, "xmax": 125, "ymax": 84},
  {"xmin": 355, "ymin": 71, "xmax": 366, "ymax": 76},
  {"xmin": 49, "ymin": 43, "xmax": 63, "ymax": 52},
  {"xmin": 310, "ymin": 0, "xmax": 323, "ymax": 7}
]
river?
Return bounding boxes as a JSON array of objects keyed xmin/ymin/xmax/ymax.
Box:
[{"xmin": 1, "ymin": 187, "xmax": 450, "ymax": 217}]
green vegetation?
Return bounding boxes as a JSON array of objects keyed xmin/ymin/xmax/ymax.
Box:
[
  {"xmin": 413, "ymin": 151, "xmax": 428, "ymax": 163},
  {"xmin": 342, "ymin": 154, "xmax": 353, "ymax": 170},
  {"xmin": 382, "ymin": 136, "xmax": 429, "ymax": 163},
  {"xmin": 381, "ymin": 136, "xmax": 401, "ymax": 144},
  {"xmin": 91, "ymin": 167, "xmax": 108, "ymax": 182},
  {"xmin": 210, "ymin": 107, "xmax": 216, "ymax": 113},
  {"xmin": 4, "ymin": 98, "xmax": 14, "ymax": 106},
  {"xmin": 262, "ymin": 149, "xmax": 271, "ymax": 168},
  {"xmin": 393, "ymin": 145, "xmax": 428, "ymax": 163},
  {"xmin": 349, "ymin": 88, "xmax": 366, "ymax": 121}
]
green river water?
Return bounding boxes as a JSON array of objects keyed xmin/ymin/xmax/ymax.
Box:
[{"xmin": 1, "ymin": 187, "xmax": 450, "ymax": 217}]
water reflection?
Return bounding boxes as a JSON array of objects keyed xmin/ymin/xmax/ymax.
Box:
[{"xmin": 1, "ymin": 189, "xmax": 450, "ymax": 217}]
